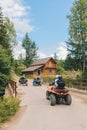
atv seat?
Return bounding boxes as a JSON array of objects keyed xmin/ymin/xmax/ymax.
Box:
[{"xmin": 54, "ymin": 88, "xmax": 69, "ymax": 93}]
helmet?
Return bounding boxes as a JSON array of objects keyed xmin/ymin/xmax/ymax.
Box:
[
  {"xmin": 55, "ymin": 75, "xmax": 60, "ymax": 79},
  {"xmin": 58, "ymin": 75, "xmax": 62, "ymax": 80},
  {"xmin": 55, "ymin": 75, "xmax": 62, "ymax": 79}
]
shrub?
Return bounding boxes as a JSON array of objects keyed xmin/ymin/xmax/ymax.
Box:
[
  {"xmin": 14, "ymin": 67, "xmax": 23, "ymax": 76},
  {"xmin": 42, "ymin": 76, "xmax": 54, "ymax": 84},
  {"xmin": 26, "ymin": 75, "xmax": 34, "ymax": 79},
  {"xmin": 0, "ymin": 97, "xmax": 20, "ymax": 123},
  {"xmin": 0, "ymin": 73, "xmax": 9, "ymax": 96},
  {"xmin": 57, "ymin": 66, "xmax": 65, "ymax": 74}
]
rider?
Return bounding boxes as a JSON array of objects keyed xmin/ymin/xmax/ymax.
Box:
[
  {"xmin": 20, "ymin": 74, "xmax": 26, "ymax": 80},
  {"xmin": 51, "ymin": 75, "xmax": 60, "ymax": 86},
  {"xmin": 56, "ymin": 75, "xmax": 65, "ymax": 89},
  {"xmin": 52, "ymin": 75, "xmax": 65, "ymax": 89}
]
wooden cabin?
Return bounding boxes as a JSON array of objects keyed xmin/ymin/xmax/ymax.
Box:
[{"xmin": 22, "ymin": 57, "xmax": 57, "ymax": 77}]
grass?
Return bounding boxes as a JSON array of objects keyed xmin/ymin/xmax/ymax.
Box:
[{"xmin": 0, "ymin": 96, "xmax": 20, "ymax": 124}]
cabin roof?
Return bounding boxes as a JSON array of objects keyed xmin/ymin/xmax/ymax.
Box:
[
  {"xmin": 30, "ymin": 57, "xmax": 56, "ymax": 66},
  {"xmin": 22, "ymin": 65, "xmax": 43, "ymax": 72}
]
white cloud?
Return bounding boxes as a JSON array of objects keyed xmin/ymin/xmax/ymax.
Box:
[
  {"xmin": 13, "ymin": 42, "xmax": 68, "ymax": 60},
  {"xmin": 0, "ymin": 0, "xmax": 34, "ymax": 38},
  {"xmin": 13, "ymin": 42, "xmax": 26, "ymax": 59},
  {"xmin": 0, "ymin": 0, "xmax": 68, "ymax": 60},
  {"xmin": 13, "ymin": 43, "xmax": 47, "ymax": 60},
  {"xmin": 56, "ymin": 42, "xmax": 68, "ymax": 60},
  {"xmin": 0, "ymin": 0, "xmax": 35, "ymax": 59},
  {"xmin": 37, "ymin": 51, "xmax": 47, "ymax": 59}
]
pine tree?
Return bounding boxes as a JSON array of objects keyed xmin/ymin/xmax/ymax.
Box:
[
  {"xmin": 53, "ymin": 52, "xmax": 58, "ymax": 62},
  {"xmin": 22, "ymin": 33, "xmax": 38, "ymax": 67},
  {"xmin": 0, "ymin": 7, "xmax": 7, "ymax": 48}
]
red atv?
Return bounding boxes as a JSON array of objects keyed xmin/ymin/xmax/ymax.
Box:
[{"xmin": 46, "ymin": 85, "xmax": 72, "ymax": 106}]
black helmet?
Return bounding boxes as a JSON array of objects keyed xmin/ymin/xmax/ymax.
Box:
[{"xmin": 58, "ymin": 75, "xmax": 62, "ymax": 80}]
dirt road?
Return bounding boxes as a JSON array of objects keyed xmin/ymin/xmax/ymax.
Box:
[{"xmin": 1, "ymin": 80, "xmax": 87, "ymax": 130}]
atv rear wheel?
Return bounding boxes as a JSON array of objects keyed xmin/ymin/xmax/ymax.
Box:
[
  {"xmin": 50, "ymin": 94, "xmax": 56, "ymax": 106},
  {"xmin": 65, "ymin": 94, "xmax": 72, "ymax": 105},
  {"xmin": 26, "ymin": 83, "xmax": 28, "ymax": 86},
  {"xmin": 33, "ymin": 82, "xmax": 36, "ymax": 86}
]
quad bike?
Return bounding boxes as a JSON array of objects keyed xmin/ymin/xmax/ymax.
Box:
[
  {"xmin": 19, "ymin": 77, "xmax": 28, "ymax": 86},
  {"xmin": 33, "ymin": 78, "xmax": 41, "ymax": 86},
  {"xmin": 46, "ymin": 85, "xmax": 72, "ymax": 106}
]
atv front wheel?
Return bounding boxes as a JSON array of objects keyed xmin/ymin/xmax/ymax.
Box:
[
  {"xmin": 46, "ymin": 91, "xmax": 50, "ymax": 100},
  {"xmin": 50, "ymin": 94, "xmax": 56, "ymax": 106},
  {"xmin": 65, "ymin": 94, "xmax": 72, "ymax": 105},
  {"xmin": 26, "ymin": 83, "xmax": 28, "ymax": 86}
]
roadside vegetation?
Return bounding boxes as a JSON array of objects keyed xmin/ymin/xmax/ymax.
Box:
[
  {"xmin": 0, "ymin": 97, "xmax": 20, "ymax": 124},
  {"xmin": 0, "ymin": 7, "xmax": 20, "ymax": 124}
]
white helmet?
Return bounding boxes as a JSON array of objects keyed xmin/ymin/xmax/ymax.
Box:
[
  {"xmin": 55, "ymin": 74, "xmax": 62, "ymax": 79},
  {"xmin": 55, "ymin": 75, "xmax": 59, "ymax": 78}
]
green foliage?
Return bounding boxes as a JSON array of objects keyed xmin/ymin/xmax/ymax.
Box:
[
  {"xmin": 0, "ymin": 7, "xmax": 16, "ymax": 48},
  {"xmin": 42, "ymin": 76, "xmax": 54, "ymax": 84},
  {"xmin": 14, "ymin": 59, "xmax": 26, "ymax": 76},
  {"xmin": 22, "ymin": 32, "xmax": 38, "ymax": 67},
  {"xmin": 57, "ymin": 60, "xmax": 65, "ymax": 74},
  {"xmin": 0, "ymin": 97, "xmax": 20, "ymax": 123},
  {"xmin": 0, "ymin": 7, "xmax": 8, "ymax": 48},
  {"xmin": 53, "ymin": 52, "xmax": 58, "ymax": 62},
  {"xmin": 4, "ymin": 17, "xmax": 17, "ymax": 45},
  {"xmin": 64, "ymin": 54, "xmax": 78, "ymax": 70},
  {"xmin": 0, "ymin": 45, "xmax": 11, "ymax": 75},
  {"xmin": 66, "ymin": 0, "xmax": 87, "ymax": 78},
  {"xmin": 84, "ymin": 72, "xmax": 87, "ymax": 79},
  {"xmin": 0, "ymin": 7, "xmax": 17, "ymax": 68},
  {"xmin": 0, "ymin": 73, "xmax": 9, "ymax": 96},
  {"xmin": 14, "ymin": 67, "xmax": 25, "ymax": 76},
  {"xmin": 26, "ymin": 75, "xmax": 34, "ymax": 79},
  {"xmin": 57, "ymin": 66, "xmax": 65, "ymax": 74},
  {"xmin": 0, "ymin": 7, "xmax": 17, "ymax": 95}
]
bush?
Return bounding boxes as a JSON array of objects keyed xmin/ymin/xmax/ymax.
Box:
[
  {"xmin": 0, "ymin": 73, "xmax": 9, "ymax": 96},
  {"xmin": 42, "ymin": 76, "xmax": 54, "ymax": 84},
  {"xmin": 57, "ymin": 66, "xmax": 65, "ymax": 74},
  {"xmin": 14, "ymin": 67, "xmax": 23, "ymax": 76},
  {"xmin": 63, "ymin": 78, "xmax": 74, "ymax": 88},
  {"xmin": 0, "ymin": 97, "xmax": 20, "ymax": 123},
  {"xmin": 26, "ymin": 75, "xmax": 34, "ymax": 79}
]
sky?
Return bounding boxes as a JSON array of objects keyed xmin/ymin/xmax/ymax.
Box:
[{"xmin": 0, "ymin": 0, "xmax": 74, "ymax": 59}]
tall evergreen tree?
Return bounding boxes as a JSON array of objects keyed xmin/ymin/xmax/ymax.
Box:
[
  {"xmin": 0, "ymin": 7, "xmax": 3, "ymax": 24},
  {"xmin": 0, "ymin": 7, "xmax": 17, "ymax": 96},
  {"xmin": 53, "ymin": 52, "xmax": 58, "ymax": 62},
  {"xmin": 0, "ymin": 6, "xmax": 17, "ymax": 71},
  {"xmin": 66, "ymin": 0, "xmax": 87, "ymax": 79},
  {"xmin": 0, "ymin": 7, "xmax": 7, "ymax": 48},
  {"xmin": 22, "ymin": 33, "xmax": 38, "ymax": 67}
]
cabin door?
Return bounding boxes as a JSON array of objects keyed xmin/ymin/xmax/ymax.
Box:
[{"xmin": 38, "ymin": 69, "xmax": 41, "ymax": 75}]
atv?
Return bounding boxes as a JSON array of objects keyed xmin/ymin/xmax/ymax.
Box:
[
  {"xmin": 46, "ymin": 85, "xmax": 72, "ymax": 106},
  {"xmin": 19, "ymin": 77, "xmax": 28, "ymax": 86},
  {"xmin": 33, "ymin": 78, "xmax": 41, "ymax": 86}
]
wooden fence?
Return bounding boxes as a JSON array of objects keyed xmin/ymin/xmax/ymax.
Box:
[
  {"xmin": 5, "ymin": 79, "xmax": 17, "ymax": 97},
  {"xmin": 65, "ymin": 79, "xmax": 87, "ymax": 90}
]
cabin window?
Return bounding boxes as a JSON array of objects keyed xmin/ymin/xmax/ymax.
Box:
[{"xmin": 49, "ymin": 68, "xmax": 52, "ymax": 73}]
